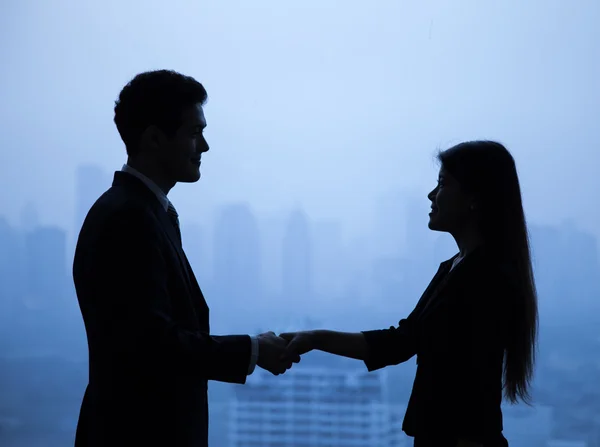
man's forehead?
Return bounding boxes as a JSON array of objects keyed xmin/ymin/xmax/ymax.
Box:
[{"xmin": 183, "ymin": 103, "xmax": 206, "ymax": 127}]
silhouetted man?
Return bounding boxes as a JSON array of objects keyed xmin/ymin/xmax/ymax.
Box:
[{"xmin": 72, "ymin": 70, "xmax": 298, "ymax": 447}]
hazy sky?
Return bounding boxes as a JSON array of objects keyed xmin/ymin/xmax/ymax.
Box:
[{"xmin": 1, "ymin": 0, "xmax": 599, "ymax": 239}]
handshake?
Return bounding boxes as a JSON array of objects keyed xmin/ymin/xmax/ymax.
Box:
[{"xmin": 255, "ymin": 331, "xmax": 316, "ymax": 375}]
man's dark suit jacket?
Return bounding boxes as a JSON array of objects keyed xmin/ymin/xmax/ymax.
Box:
[
  {"xmin": 73, "ymin": 171, "xmax": 252, "ymax": 447},
  {"xmin": 362, "ymin": 247, "xmax": 515, "ymax": 445}
]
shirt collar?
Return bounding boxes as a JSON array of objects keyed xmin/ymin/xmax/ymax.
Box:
[{"xmin": 121, "ymin": 164, "xmax": 170, "ymax": 211}]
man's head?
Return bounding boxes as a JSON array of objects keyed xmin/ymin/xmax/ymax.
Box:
[{"xmin": 114, "ymin": 70, "xmax": 209, "ymax": 189}]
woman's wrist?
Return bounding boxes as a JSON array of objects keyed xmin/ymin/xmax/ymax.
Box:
[{"xmin": 308, "ymin": 329, "xmax": 325, "ymax": 351}]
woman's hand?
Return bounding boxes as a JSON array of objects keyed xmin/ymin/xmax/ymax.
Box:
[{"xmin": 278, "ymin": 331, "xmax": 318, "ymax": 361}]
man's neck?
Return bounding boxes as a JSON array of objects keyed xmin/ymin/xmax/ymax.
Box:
[{"xmin": 126, "ymin": 158, "xmax": 175, "ymax": 195}]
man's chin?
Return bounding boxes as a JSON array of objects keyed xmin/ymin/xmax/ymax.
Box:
[{"xmin": 179, "ymin": 169, "xmax": 201, "ymax": 183}]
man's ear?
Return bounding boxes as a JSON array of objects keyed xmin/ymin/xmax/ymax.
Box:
[{"xmin": 140, "ymin": 125, "xmax": 166, "ymax": 154}]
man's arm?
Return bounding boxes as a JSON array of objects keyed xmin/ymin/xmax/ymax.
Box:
[
  {"xmin": 248, "ymin": 336, "xmax": 258, "ymax": 374},
  {"xmin": 86, "ymin": 206, "xmax": 252, "ymax": 384}
]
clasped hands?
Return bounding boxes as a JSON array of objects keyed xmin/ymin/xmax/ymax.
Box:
[{"xmin": 256, "ymin": 330, "xmax": 316, "ymax": 375}]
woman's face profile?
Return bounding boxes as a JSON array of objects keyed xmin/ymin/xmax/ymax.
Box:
[{"xmin": 427, "ymin": 166, "xmax": 474, "ymax": 233}]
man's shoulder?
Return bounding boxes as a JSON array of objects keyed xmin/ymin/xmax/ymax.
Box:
[{"xmin": 79, "ymin": 186, "xmax": 160, "ymax": 242}]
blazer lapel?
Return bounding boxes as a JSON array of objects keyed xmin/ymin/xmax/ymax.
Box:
[
  {"xmin": 417, "ymin": 250, "xmax": 484, "ymax": 321},
  {"xmin": 415, "ymin": 255, "xmax": 462, "ymax": 321},
  {"xmin": 411, "ymin": 259, "xmax": 455, "ymax": 318}
]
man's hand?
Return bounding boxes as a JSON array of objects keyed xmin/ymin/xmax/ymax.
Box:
[
  {"xmin": 257, "ymin": 331, "xmax": 300, "ymax": 375},
  {"xmin": 279, "ymin": 331, "xmax": 318, "ymax": 362}
]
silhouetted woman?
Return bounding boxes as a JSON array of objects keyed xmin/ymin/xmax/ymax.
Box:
[{"xmin": 280, "ymin": 141, "xmax": 538, "ymax": 447}]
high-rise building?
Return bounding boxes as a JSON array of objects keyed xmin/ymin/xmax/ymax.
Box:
[
  {"xmin": 212, "ymin": 202, "xmax": 262, "ymax": 308},
  {"xmin": 0, "ymin": 217, "xmax": 25, "ymax": 314},
  {"xmin": 311, "ymin": 220, "xmax": 345, "ymax": 299},
  {"xmin": 75, "ymin": 164, "xmax": 109, "ymax": 236},
  {"xmin": 229, "ymin": 367, "xmax": 407, "ymax": 447},
  {"xmin": 258, "ymin": 216, "xmax": 285, "ymax": 295},
  {"xmin": 342, "ymin": 235, "xmax": 372, "ymax": 305},
  {"xmin": 281, "ymin": 208, "xmax": 312, "ymax": 301},
  {"xmin": 24, "ymin": 226, "xmax": 67, "ymax": 308},
  {"xmin": 20, "ymin": 202, "xmax": 40, "ymax": 233}
]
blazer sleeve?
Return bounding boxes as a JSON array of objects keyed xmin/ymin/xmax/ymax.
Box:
[
  {"xmin": 85, "ymin": 206, "xmax": 252, "ymax": 384},
  {"xmin": 361, "ymin": 262, "xmax": 453, "ymax": 372},
  {"xmin": 361, "ymin": 311, "xmax": 419, "ymax": 372}
]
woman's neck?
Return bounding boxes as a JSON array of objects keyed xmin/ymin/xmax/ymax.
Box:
[{"xmin": 453, "ymin": 228, "xmax": 484, "ymax": 258}]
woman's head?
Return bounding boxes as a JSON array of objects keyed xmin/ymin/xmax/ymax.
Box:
[
  {"xmin": 428, "ymin": 140, "xmax": 523, "ymax": 249},
  {"xmin": 430, "ymin": 140, "xmax": 538, "ymax": 404}
]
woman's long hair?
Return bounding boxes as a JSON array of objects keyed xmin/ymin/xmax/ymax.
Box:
[{"xmin": 438, "ymin": 140, "xmax": 538, "ymax": 405}]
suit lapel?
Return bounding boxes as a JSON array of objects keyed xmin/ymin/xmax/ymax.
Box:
[
  {"xmin": 154, "ymin": 206, "xmax": 212, "ymax": 328},
  {"xmin": 111, "ymin": 171, "xmax": 201, "ymax": 309},
  {"xmin": 155, "ymin": 209, "xmax": 194, "ymax": 286},
  {"xmin": 181, "ymin": 253, "xmax": 209, "ymax": 328}
]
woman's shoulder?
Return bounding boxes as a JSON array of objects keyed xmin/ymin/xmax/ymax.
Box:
[{"xmin": 457, "ymin": 251, "xmax": 518, "ymax": 300}]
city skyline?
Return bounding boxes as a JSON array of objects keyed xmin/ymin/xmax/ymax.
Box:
[
  {"xmin": 1, "ymin": 164, "xmax": 600, "ymax": 446},
  {"xmin": 1, "ymin": 162, "xmax": 599, "ymax": 326}
]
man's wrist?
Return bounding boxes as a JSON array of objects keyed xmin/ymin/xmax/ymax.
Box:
[{"xmin": 248, "ymin": 335, "xmax": 259, "ymax": 375}]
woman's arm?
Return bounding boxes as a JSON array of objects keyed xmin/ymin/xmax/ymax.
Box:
[
  {"xmin": 280, "ymin": 320, "xmax": 418, "ymax": 370},
  {"xmin": 315, "ymin": 330, "xmax": 369, "ymax": 360},
  {"xmin": 279, "ymin": 330, "xmax": 367, "ymax": 361}
]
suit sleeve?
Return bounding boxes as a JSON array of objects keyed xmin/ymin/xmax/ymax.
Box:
[
  {"xmin": 86, "ymin": 207, "xmax": 252, "ymax": 384},
  {"xmin": 247, "ymin": 336, "xmax": 259, "ymax": 375},
  {"xmin": 361, "ymin": 312, "xmax": 419, "ymax": 372}
]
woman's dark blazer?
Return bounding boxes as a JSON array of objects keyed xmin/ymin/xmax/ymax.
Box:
[{"xmin": 362, "ymin": 246, "xmax": 516, "ymax": 443}]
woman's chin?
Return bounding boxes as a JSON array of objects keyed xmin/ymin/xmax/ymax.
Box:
[{"xmin": 428, "ymin": 215, "xmax": 441, "ymax": 231}]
